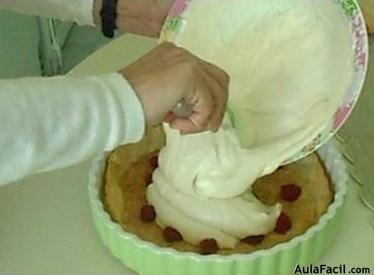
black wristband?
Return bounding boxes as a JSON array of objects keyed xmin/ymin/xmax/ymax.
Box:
[{"xmin": 100, "ymin": 0, "xmax": 118, "ymax": 38}]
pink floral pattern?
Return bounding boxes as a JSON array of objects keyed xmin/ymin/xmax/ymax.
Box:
[
  {"xmin": 169, "ymin": 0, "xmax": 190, "ymax": 17},
  {"xmin": 351, "ymin": 13, "xmax": 368, "ymax": 70},
  {"xmin": 163, "ymin": 0, "xmax": 368, "ymax": 163},
  {"xmin": 334, "ymin": 104, "xmax": 353, "ymax": 130}
]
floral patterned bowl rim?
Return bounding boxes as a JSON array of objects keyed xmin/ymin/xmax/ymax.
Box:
[{"xmin": 160, "ymin": 0, "xmax": 369, "ymax": 165}]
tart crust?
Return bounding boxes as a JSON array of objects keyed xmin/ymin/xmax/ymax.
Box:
[{"xmin": 102, "ymin": 126, "xmax": 333, "ymax": 255}]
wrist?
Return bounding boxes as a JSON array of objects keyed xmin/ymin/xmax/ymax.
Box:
[
  {"xmin": 119, "ymin": 69, "xmax": 151, "ymax": 125},
  {"xmin": 94, "ymin": 0, "xmax": 118, "ymax": 38},
  {"xmin": 111, "ymin": 73, "xmax": 146, "ymax": 143},
  {"xmin": 93, "ymin": 0, "xmax": 103, "ymax": 26}
]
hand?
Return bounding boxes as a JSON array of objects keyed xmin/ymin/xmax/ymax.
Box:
[
  {"xmin": 120, "ymin": 42, "xmax": 229, "ymax": 134},
  {"xmin": 94, "ymin": 0, "xmax": 175, "ymax": 37}
]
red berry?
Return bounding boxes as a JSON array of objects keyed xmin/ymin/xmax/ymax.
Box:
[
  {"xmin": 149, "ymin": 155, "xmax": 159, "ymax": 169},
  {"xmin": 280, "ymin": 183, "xmax": 302, "ymax": 202},
  {"xmin": 163, "ymin": 226, "xmax": 183, "ymax": 242},
  {"xmin": 140, "ymin": 205, "xmax": 156, "ymax": 222},
  {"xmin": 199, "ymin": 238, "xmax": 219, "ymax": 255},
  {"xmin": 145, "ymin": 172, "xmax": 153, "ymax": 187},
  {"xmin": 274, "ymin": 212, "xmax": 292, "ymax": 234},
  {"xmin": 241, "ymin": 235, "xmax": 265, "ymax": 245}
]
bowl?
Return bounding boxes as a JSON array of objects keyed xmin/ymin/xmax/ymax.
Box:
[
  {"xmin": 88, "ymin": 141, "xmax": 347, "ymax": 275},
  {"xmin": 160, "ymin": 0, "xmax": 369, "ymax": 165}
]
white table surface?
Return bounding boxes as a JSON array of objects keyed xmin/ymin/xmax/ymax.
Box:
[{"xmin": 1, "ymin": 34, "xmax": 373, "ymax": 274}]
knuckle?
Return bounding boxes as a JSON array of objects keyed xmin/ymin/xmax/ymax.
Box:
[
  {"xmin": 163, "ymin": 45, "xmax": 195, "ymax": 66},
  {"xmin": 215, "ymin": 67, "xmax": 230, "ymax": 86},
  {"xmin": 171, "ymin": 47, "xmax": 197, "ymax": 64},
  {"xmin": 169, "ymin": 46, "xmax": 188, "ymax": 59},
  {"xmin": 203, "ymin": 104, "xmax": 214, "ymax": 119},
  {"xmin": 173, "ymin": 46, "xmax": 187, "ymax": 55},
  {"xmin": 180, "ymin": 59, "xmax": 199, "ymax": 75},
  {"xmin": 222, "ymin": 71, "xmax": 230, "ymax": 84},
  {"xmin": 159, "ymin": 42, "xmax": 178, "ymax": 57}
]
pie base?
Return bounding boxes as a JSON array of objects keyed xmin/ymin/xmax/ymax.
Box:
[{"xmin": 102, "ymin": 127, "xmax": 333, "ymax": 255}]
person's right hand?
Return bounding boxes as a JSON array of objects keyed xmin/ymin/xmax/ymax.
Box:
[{"xmin": 120, "ymin": 42, "xmax": 229, "ymax": 134}]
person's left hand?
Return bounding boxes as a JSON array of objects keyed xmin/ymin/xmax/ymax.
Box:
[{"xmin": 94, "ymin": 0, "xmax": 175, "ymax": 37}]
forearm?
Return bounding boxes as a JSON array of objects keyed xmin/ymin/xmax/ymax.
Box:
[
  {"xmin": 0, "ymin": 73, "xmax": 145, "ymax": 185},
  {"xmin": 0, "ymin": 0, "xmax": 96, "ymax": 26}
]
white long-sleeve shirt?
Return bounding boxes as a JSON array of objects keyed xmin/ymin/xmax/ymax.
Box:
[{"xmin": 0, "ymin": 1, "xmax": 146, "ymax": 185}]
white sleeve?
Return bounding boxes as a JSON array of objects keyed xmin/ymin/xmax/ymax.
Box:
[
  {"xmin": 0, "ymin": 73, "xmax": 145, "ymax": 185},
  {"xmin": 0, "ymin": 0, "xmax": 95, "ymax": 26}
]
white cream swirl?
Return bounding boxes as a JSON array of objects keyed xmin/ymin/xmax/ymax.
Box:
[
  {"xmin": 147, "ymin": 0, "xmax": 353, "ymax": 248},
  {"xmin": 147, "ymin": 120, "xmax": 281, "ymax": 248}
]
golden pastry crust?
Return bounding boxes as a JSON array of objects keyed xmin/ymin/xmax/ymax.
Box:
[{"xmin": 102, "ymin": 127, "xmax": 333, "ymax": 255}]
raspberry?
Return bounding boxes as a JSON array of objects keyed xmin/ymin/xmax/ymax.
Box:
[
  {"xmin": 149, "ymin": 155, "xmax": 159, "ymax": 169},
  {"xmin": 140, "ymin": 204, "xmax": 156, "ymax": 222},
  {"xmin": 163, "ymin": 226, "xmax": 183, "ymax": 242},
  {"xmin": 274, "ymin": 212, "xmax": 292, "ymax": 234},
  {"xmin": 199, "ymin": 239, "xmax": 219, "ymax": 255},
  {"xmin": 241, "ymin": 235, "xmax": 265, "ymax": 245},
  {"xmin": 145, "ymin": 172, "xmax": 153, "ymax": 187},
  {"xmin": 280, "ymin": 183, "xmax": 302, "ymax": 202}
]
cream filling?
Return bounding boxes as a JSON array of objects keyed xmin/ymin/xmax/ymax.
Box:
[{"xmin": 147, "ymin": 0, "xmax": 353, "ymax": 248}]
